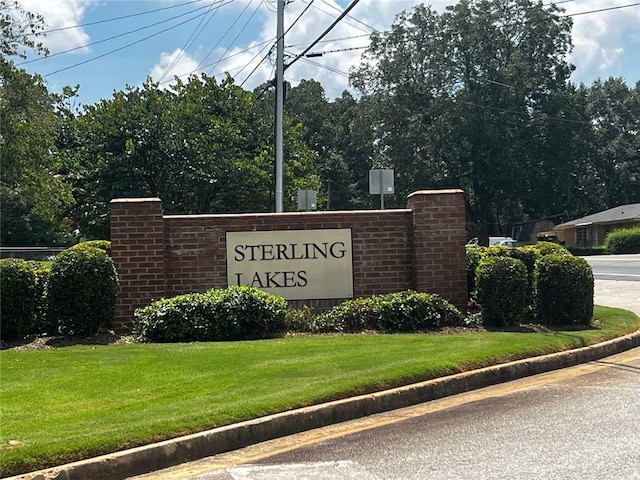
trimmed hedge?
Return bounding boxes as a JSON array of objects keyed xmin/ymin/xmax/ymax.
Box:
[
  {"xmin": 0, "ymin": 259, "xmax": 37, "ymax": 342},
  {"xmin": 46, "ymin": 246, "xmax": 119, "ymax": 336},
  {"xmin": 465, "ymin": 245, "xmax": 485, "ymax": 294},
  {"xmin": 317, "ymin": 291, "xmax": 462, "ymax": 334},
  {"xmin": 134, "ymin": 286, "xmax": 288, "ymax": 342},
  {"xmin": 533, "ymin": 241, "xmax": 571, "ymax": 257},
  {"xmin": 69, "ymin": 240, "xmax": 111, "ymax": 256},
  {"xmin": 605, "ymin": 227, "xmax": 640, "ymax": 254},
  {"xmin": 537, "ymin": 254, "xmax": 593, "ymax": 326},
  {"xmin": 475, "ymin": 256, "xmax": 528, "ymax": 327}
]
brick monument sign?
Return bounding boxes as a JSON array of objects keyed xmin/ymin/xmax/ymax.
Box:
[{"xmin": 110, "ymin": 189, "xmax": 468, "ymax": 332}]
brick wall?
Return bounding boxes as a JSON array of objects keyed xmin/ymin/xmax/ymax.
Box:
[{"xmin": 110, "ymin": 190, "xmax": 467, "ymax": 332}]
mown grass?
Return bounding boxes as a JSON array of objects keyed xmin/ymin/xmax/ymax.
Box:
[{"xmin": 1, "ymin": 306, "xmax": 638, "ymax": 477}]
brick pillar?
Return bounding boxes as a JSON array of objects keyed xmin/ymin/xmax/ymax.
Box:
[
  {"xmin": 407, "ymin": 190, "xmax": 468, "ymax": 310},
  {"xmin": 110, "ymin": 198, "xmax": 165, "ymax": 333}
]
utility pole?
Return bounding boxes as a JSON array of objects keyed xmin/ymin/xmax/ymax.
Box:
[{"xmin": 275, "ymin": 0, "xmax": 285, "ymax": 213}]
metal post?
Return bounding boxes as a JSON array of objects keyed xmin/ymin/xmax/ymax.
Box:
[{"xmin": 275, "ymin": 0, "xmax": 285, "ymax": 213}]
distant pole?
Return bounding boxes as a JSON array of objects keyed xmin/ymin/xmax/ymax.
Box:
[{"xmin": 275, "ymin": 0, "xmax": 285, "ymax": 213}]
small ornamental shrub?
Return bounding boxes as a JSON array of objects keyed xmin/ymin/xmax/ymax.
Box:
[
  {"xmin": 465, "ymin": 246, "xmax": 486, "ymax": 295},
  {"xmin": 0, "ymin": 259, "xmax": 37, "ymax": 342},
  {"xmin": 318, "ymin": 291, "xmax": 461, "ymax": 333},
  {"xmin": 537, "ymin": 254, "xmax": 594, "ymax": 326},
  {"xmin": 475, "ymin": 256, "xmax": 528, "ymax": 327},
  {"xmin": 69, "ymin": 240, "xmax": 111, "ymax": 256},
  {"xmin": 46, "ymin": 246, "xmax": 119, "ymax": 336},
  {"xmin": 134, "ymin": 286, "xmax": 288, "ymax": 342},
  {"xmin": 605, "ymin": 227, "xmax": 640, "ymax": 254},
  {"xmin": 534, "ymin": 241, "xmax": 571, "ymax": 257}
]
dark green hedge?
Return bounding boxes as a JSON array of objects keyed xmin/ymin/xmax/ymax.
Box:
[
  {"xmin": 605, "ymin": 227, "xmax": 640, "ymax": 254},
  {"xmin": 0, "ymin": 259, "xmax": 37, "ymax": 342},
  {"xmin": 318, "ymin": 291, "xmax": 462, "ymax": 334},
  {"xmin": 46, "ymin": 246, "xmax": 119, "ymax": 336},
  {"xmin": 537, "ymin": 254, "xmax": 593, "ymax": 326},
  {"xmin": 475, "ymin": 256, "xmax": 528, "ymax": 327},
  {"xmin": 134, "ymin": 286, "xmax": 288, "ymax": 342}
]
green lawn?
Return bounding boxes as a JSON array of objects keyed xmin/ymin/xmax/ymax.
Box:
[{"xmin": 1, "ymin": 306, "xmax": 638, "ymax": 477}]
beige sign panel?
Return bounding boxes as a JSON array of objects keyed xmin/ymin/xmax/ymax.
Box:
[{"xmin": 226, "ymin": 229, "xmax": 353, "ymax": 300}]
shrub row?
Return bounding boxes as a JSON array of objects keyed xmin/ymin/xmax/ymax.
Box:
[
  {"xmin": 467, "ymin": 242, "xmax": 594, "ymax": 327},
  {"xmin": 133, "ymin": 289, "xmax": 463, "ymax": 342},
  {"xmin": 0, "ymin": 241, "xmax": 118, "ymax": 342},
  {"xmin": 605, "ymin": 227, "xmax": 640, "ymax": 254}
]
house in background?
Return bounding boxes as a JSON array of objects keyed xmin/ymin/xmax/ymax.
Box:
[
  {"xmin": 554, "ymin": 203, "xmax": 640, "ymax": 246},
  {"xmin": 508, "ymin": 218, "xmax": 556, "ymax": 244}
]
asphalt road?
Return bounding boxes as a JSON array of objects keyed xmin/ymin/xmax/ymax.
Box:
[
  {"xmin": 134, "ymin": 348, "xmax": 640, "ymax": 480},
  {"xmin": 584, "ymin": 254, "xmax": 640, "ymax": 282}
]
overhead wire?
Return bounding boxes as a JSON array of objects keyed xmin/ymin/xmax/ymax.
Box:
[
  {"xmin": 18, "ymin": 0, "xmax": 227, "ymax": 66},
  {"xmin": 42, "ymin": 0, "xmax": 235, "ymax": 78}
]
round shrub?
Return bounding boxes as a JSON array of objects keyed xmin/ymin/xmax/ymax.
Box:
[
  {"xmin": 0, "ymin": 259, "xmax": 37, "ymax": 342},
  {"xmin": 537, "ymin": 254, "xmax": 593, "ymax": 326},
  {"xmin": 485, "ymin": 245, "xmax": 539, "ymax": 309},
  {"xmin": 318, "ymin": 290, "xmax": 462, "ymax": 333},
  {"xmin": 69, "ymin": 240, "xmax": 111, "ymax": 256},
  {"xmin": 534, "ymin": 241, "xmax": 571, "ymax": 257},
  {"xmin": 134, "ymin": 286, "xmax": 288, "ymax": 342},
  {"xmin": 605, "ymin": 227, "xmax": 640, "ymax": 254},
  {"xmin": 475, "ymin": 256, "xmax": 528, "ymax": 327},
  {"xmin": 465, "ymin": 245, "xmax": 486, "ymax": 295},
  {"xmin": 46, "ymin": 246, "xmax": 119, "ymax": 336}
]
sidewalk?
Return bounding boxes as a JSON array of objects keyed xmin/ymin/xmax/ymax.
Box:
[{"xmin": 594, "ymin": 280, "xmax": 640, "ymax": 314}]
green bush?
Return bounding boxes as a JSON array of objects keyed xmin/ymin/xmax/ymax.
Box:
[
  {"xmin": 475, "ymin": 256, "xmax": 528, "ymax": 327},
  {"xmin": 566, "ymin": 245, "xmax": 607, "ymax": 256},
  {"xmin": 537, "ymin": 254, "xmax": 594, "ymax": 326},
  {"xmin": 46, "ymin": 247, "xmax": 119, "ymax": 336},
  {"xmin": 134, "ymin": 286, "xmax": 288, "ymax": 342},
  {"xmin": 31, "ymin": 262, "xmax": 56, "ymax": 335},
  {"xmin": 69, "ymin": 240, "xmax": 111, "ymax": 256},
  {"xmin": 0, "ymin": 259, "xmax": 37, "ymax": 342},
  {"xmin": 605, "ymin": 227, "xmax": 640, "ymax": 254},
  {"xmin": 534, "ymin": 241, "xmax": 571, "ymax": 257},
  {"xmin": 318, "ymin": 291, "xmax": 461, "ymax": 334},
  {"xmin": 465, "ymin": 246, "xmax": 486, "ymax": 295},
  {"xmin": 485, "ymin": 246, "xmax": 539, "ymax": 307}
]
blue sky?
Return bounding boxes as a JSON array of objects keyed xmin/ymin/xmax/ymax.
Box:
[{"xmin": 15, "ymin": 0, "xmax": 640, "ymax": 107}]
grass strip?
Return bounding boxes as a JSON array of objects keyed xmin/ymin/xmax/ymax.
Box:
[{"xmin": 1, "ymin": 306, "xmax": 638, "ymax": 476}]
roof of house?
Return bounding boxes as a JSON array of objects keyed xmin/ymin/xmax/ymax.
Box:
[{"xmin": 555, "ymin": 203, "xmax": 640, "ymax": 229}]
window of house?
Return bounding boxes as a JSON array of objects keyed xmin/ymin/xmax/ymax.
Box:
[{"xmin": 577, "ymin": 227, "xmax": 588, "ymax": 245}]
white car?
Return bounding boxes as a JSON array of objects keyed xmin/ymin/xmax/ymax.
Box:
[{"xmin": 467, "ymin": 236, "xmax": 518, "ymax": 247}]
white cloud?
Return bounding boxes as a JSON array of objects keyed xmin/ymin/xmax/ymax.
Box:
[
  {"xmin": 20, "ymin": 0, "xmax": 96, "ymax": 54},
  {"xmin": 565, "ymin": 1, "xmax": 640, "ymax": 83},
  {"xmin": 150, "ymin": 48, "xmax": 203, "ymax": 88}
]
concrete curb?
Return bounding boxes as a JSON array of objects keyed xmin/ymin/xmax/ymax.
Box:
[{"xmin": 10, "ymin": 330, "xmax": 640, "ymax": 480}]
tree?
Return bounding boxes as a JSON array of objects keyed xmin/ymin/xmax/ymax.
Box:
[
  {"xmin": 64, "ymin": 75, "xmax": 318, "ymax": 238},
  {"xmin": 1, "ymin": 2, "xmax": 74, "ymax": 245},
  {"xmin": 350, "ymin": 0, "xmax": 575, "ymax": 240}
]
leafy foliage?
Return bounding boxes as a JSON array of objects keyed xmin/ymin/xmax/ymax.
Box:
[
  {"xmin": 533, "ymin": 242, "xmax": 571, "ymax": 257},
  {"xmin": 475, "ymin": 256, "xmax": 528, "ymax": 327},
  {"xmin": 46, "ymin": 247, "xmax": 119, "ymax": 336},
  {"xmin": 69, "ymin": 240, "xmax": 111, "ymax": 256},
  {"xmin": 134, "ymin": 286, "xmax": 288, "ymax": 342},
  {"xmin": 605, "ymin": 227, "xmax": 640, "ymax": 254},
  {"xmin": 536, "ymin": 254, "xmax": 593, "ymax": 325},
  {"xmin": 465, "ymin": 245, "xmax": 486, "ymax": 295},
  {"xmin": 0, "ymin": 258, "xmax": 37, "ymax": 341},
  {"xmin": 317, "ymin": 291, "xmax": 462, "ymax": 333}
]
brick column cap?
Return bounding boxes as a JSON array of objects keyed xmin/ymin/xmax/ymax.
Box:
[
  {"xmin": 110, "ymin": 197, "xmax": 162, "ymax": 204},
  {"xmin": 407, "ymin": 189, "xmax": 464, "ymax": 199}
]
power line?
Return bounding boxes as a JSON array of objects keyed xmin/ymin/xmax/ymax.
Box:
[
  {"xmin": 156, "ymin": 1, "xmax": 222, "ymax": 82},
  {"xmin": 18, "ymin": 1, "xmax": 225, "ymax": 66},
  {"xmin": 34, "ymin": 0, "xmax": 208, "ymax": 35},
  {"xmin": 561, "ymin": 1, "xmax": 640, "ymax": 17},
  {"xmin": 285, "ymin": 0, "xmax": 362, "ymax": 70},
  {"xmin": 206, "ymin": 0, "xmax": 263, "ymax": 76},
  {"xmin": 42, "ymin": 0, "xmax": 235, "ymax": 78}
]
